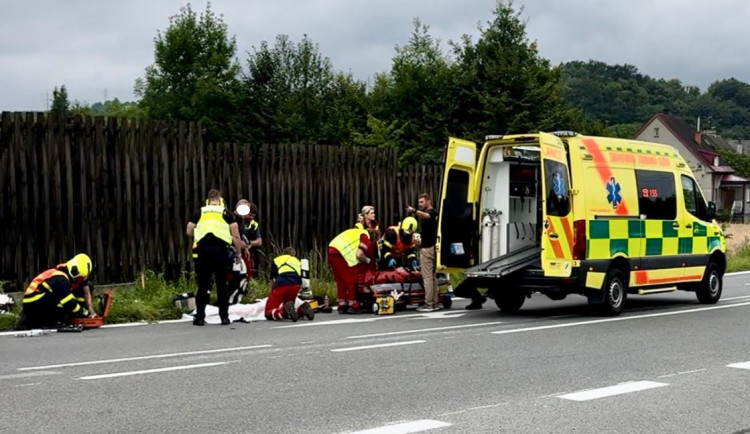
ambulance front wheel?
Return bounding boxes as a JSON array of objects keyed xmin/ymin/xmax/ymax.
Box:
[
  {"xmin": 695, "ymin": 262, "xmax": 722, "ymax": 304},
  {"xmin": 371, "ymin": 302, "xmax": 380, "ymax": 314},
  {"xmin": 600, "ymin": 268, "xmax": 627, "ymax": 316}
]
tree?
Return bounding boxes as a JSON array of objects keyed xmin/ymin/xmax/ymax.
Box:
[
  {"xmin": 369, "ymin": 19, "xmax": 458, "ymax": 163},
  {"xmin": 241, "ymin": 34, "xmax": 367, "ymax": 144},
  {"xmin": 451, "ymin": 2, "xmax": 577, "ymax": 142},
  {"xmin": 50, "ymin": 85, "xmax": 70, "ymax": 116},
  {"xmin": 135, "ymin": 2, "xmax": 240, "ymax": 141}
]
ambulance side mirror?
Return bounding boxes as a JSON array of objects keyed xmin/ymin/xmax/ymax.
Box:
[{"xmin": 707, "ymin": 201, "xmax": 717, "ymax": 220}]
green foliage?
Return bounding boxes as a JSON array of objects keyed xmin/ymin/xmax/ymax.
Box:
[
  {"xmin": 716, "ymin": 148, "xmax": 750, "ymax": 178},
  {"xmin": 106, "ymin": 270, "xmax": 186, "ymax": 323},
  {"xmin": 135, "ymin": 2, "xmax": 241, "ymax": 141},
  {"xmin": 241, "ymin": 34, "xmax": 367, "ymax": 145},
  {"xmin": 728, "ymin": 242, "xmax": 750, "ymax": 272},
  {"xmin": 450, "ymin": 3, "xmax": 577, "ymax": 141},
  {"xmin": 50, "ymin": 85, "xmax": 71, "ymax": 116}
]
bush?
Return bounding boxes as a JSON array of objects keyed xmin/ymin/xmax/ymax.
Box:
[{"xmin": 728, "ymin": 242, "xmax": 750, "ymax": 272}]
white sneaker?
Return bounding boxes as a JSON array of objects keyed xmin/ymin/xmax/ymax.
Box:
[{"xmin": 416, "ymin": 306, "xmax": 434, "ymax": 312}]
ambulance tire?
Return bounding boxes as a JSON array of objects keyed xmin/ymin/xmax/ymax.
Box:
[
  {"xmin": 371, "ymin": 302, "xmax": 380, "ymax": 314},
  {"xmin": 441, "ymin": 295, "xmax": 452, "ymax": 310},
  {"xmin": 494, "ymin": 290, "xmax": 525, "ymax": 313},
  {"xmin": 600, "ymin": 269, "xmax": 627, "ymax": 316},
  {"xmin": 695, "ymin": 262, "xmax": 722, "ymax": 304}
]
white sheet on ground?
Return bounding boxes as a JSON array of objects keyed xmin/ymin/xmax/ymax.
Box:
[{"xmin": 191, "ymin": 298, "xmax": 305, "ymax": 324}]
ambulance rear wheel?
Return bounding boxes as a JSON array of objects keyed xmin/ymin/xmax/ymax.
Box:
[
  {"xmin": 371, "ymin": 302, "xmax": 380, "ymax": 314},
  {"xmin": 494, "ymin": 290, "xmax": 525, "ymax": 313},
  {"xmin": 600, "ymin": 269, "xmax": 627, "ymax": 316},
  {"xmin": 696, "ymin": 262, "xmax": 722, "ymax": 304}
]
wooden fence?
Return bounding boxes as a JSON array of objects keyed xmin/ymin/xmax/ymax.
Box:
[{"xmin": 0, "ymin": 112, "xmax": 442, "ymax": 290}]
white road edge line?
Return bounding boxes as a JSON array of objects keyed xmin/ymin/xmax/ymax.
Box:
[
  {"xmin": 721, "ymin": 295, "xmax": 750, "ymax": 301},
  {"xmin": 727, "ymin": 361, "xmax": 750, "ymax": 370},
  {"xmin": 558, "ymin": 381, "xmax": 668, "ymax": 401},
  {"xmin": 492, "ymin": 301, "xmax": 750, "ymax": 335},
  {"xmin": 17, "ymin": 344, "xmax": 272, "ymax": 371},
  {"xmin": 331, "ymin": 340, "xmax": 426, "ymax": 352},
  {"xmin": 347, "ymin": 322, "xmax": 503, "ymax": 339},
  {"xmin": 79, "ymin": 361, "xmax": 228, "ymax": 380},
  {"xmin": 340, "ymin": 419, "xmax": 451, "ymax": 434},
  {"xmin": 726, "ymin": 270, "xmax": 750, "ymax": 277}
]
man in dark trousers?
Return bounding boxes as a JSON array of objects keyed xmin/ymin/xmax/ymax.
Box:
[
  {"xmin": 407, "ymin": 193, "xmax": 440, "ymax": 312},
  {"xmin": 186, "ymin": 189, "xmax": 245, "ymax": 326}
]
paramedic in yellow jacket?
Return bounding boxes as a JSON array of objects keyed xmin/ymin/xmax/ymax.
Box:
[
  {"xmin": 186, "ymin": 189, "xmax": 245, "ymax": 326},
  {"xmin": 18, "ymin": 253, "xmax": 93, "ymax": 329},
  {"xmin": 328, "ymin": 227, "xmax": 371, "ymax": 314}
]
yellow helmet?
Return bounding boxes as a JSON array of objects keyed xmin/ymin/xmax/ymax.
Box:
[
  {"xmin": 66, "ymin": 253, "xmax": 93, "ymax": 279},
  {"xmin": 401, "ymin": 217, "xmax": 418, "ymax": 234}
]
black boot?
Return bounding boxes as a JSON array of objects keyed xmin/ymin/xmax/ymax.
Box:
[{"xmin": 465, "ymin": 296, "xmax": 486, "ymax": 310}]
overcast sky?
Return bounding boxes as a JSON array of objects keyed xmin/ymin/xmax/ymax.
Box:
[{"xmin": 1, "ymin": 0, "xmax": 748, "ymax": 111}]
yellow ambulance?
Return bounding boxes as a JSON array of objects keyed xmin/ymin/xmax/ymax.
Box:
[{"xmin": 437, "ymin": 132, "xmax": 726, "ymax": 315}]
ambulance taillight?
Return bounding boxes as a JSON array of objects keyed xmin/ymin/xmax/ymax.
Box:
[{"xmin": 573, "ymin": 220, "xmax": 587, "ymax": 260}]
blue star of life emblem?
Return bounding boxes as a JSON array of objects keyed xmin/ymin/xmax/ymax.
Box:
[{"xmin": 606, "ymin": 177, "xmax": 622, "ymax": 209}]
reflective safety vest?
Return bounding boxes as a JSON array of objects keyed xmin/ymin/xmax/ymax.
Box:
[
  {"xmin": 23, "ymin": 269, "xmax": 68, "ymax": 303},
  {"xmin": 329, "ymin": 228, "xmax": 368, "ymax": 267},
  {"xmin": 382, "ymin": 226, "xmax": 415, "ymax": 259},
  {"xmin": 273, "ymin": 255, "xmax": 301, "ymax": 276},
  {"xmin": 194, "ymin": 205, "xmax": 232, "ymax": 246}
]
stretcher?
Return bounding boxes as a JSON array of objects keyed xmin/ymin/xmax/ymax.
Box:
[{"xmin": 356, "ymin": 268, "xmax": 453, "ymax": 314}]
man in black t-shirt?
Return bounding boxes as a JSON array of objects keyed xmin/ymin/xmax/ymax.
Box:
[
  {"xmin": 407, "ymin": 193, "xmax": 440, "ymax": 311},
  {"xmin": 186, "ymin": 189, "xmax": 245, "ymax": 326}
]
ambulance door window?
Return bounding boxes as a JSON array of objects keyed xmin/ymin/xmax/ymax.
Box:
[
  {"xmin": 681, "ymin": 175, "xmax": 708, "ymax": 220},
  {"xmin": 635, "ymin": 170, "xmax": 676, "ymax": 220},
  {"xmin": 543, "ymin": 159, "xmax": 570, "ymax": 217}
]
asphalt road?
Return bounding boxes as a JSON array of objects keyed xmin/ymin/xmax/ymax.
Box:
[{"xmin": 3, "ymin": 273, "xmax": 750, "ymax": 434}]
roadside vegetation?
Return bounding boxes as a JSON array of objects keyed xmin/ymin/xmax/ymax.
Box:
[{"xmin": 2, "ymin": 241, "xmax": 750, "ymax": 332}]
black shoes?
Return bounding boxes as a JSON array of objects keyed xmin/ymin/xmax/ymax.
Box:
[
  {"xmin": 300, "ymin": 302, "xmax": 315, "ymax": 321},
  {"xmin": 193, "ymin": 317, "xmax": 205, "ymax": 326},
  {"xmin": 284, "ymin": 301, "xmax": 298, "ymax": 322},
  {"xmin": 465, "ymin": 297, "xmax": 487, "ymax": 310},
  {"xmin": 220, "ymin": 317, "xmax": 231, "ymax": 325}
]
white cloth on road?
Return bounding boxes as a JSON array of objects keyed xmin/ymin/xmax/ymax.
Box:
[{"xmin": 193, "ymin": 298, "xmax": 305, "ymax": 324}]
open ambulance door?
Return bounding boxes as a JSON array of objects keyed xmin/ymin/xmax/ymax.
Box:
[
  {"xmin": 539, "ymin": 132, "xmax": 574, "ymax": 278},
  {"xmin": 437, "ymin": 138, "xmax": 478, "ymax": 273}
]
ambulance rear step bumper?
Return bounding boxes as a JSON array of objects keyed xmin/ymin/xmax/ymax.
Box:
[{"xmin": 465, "ymin": 245, "xmax": 540, "ymax": 279}]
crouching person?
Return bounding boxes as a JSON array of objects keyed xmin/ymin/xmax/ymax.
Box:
[
  {"xmin": 265, "ymin": 248, "xmax": 314, "ymax": 322},
  {"xmin": 18, "ymin": 253, "xmax": 94, "ymax": 330}
]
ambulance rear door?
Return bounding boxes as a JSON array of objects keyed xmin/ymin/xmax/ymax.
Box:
[
  {"xmin": 540, "ymin": 132, "xmax": 574, "ymax": 277},
  {"xmin": 437, "ymin": 138, "xmax": 478, "ymax": 273}
]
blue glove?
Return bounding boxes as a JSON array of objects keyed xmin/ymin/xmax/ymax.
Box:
[
  {"xmin": 387, "ymin": 258, "xmax": 397, "ymax": 269},
  {"xmin": 410, "ymin": 260, "xmax": 418, "ymax": 270}
]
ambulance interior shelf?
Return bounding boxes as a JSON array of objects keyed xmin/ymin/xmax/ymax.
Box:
[{"xmin": 480, "ymin": 147, "xmax": 540, "ymax": 264}]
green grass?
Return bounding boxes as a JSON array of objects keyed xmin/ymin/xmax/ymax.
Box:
[{"xmin": 728, "ymin": 242, "xmax": 750, "ymax": 272}]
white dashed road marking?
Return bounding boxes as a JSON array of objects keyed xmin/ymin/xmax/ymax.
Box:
[
  {"xmin": 557, "ymin": 381, "xmax": 668, "ymax": 401},
  {"xmin": 347, "ymin": 322, "xmax": 502, "ymax": 339},
  {"xmin": 331, "ymin": 340, "xmax": 425, "ymax": 352},
  {"xmin": 341, "ymin": 419, "xmax": 452, "ymax": 434},
  {"xmin": 727, "ymin": 361, "xmax": 750, "ymax": 370},
  {"xmin": 18, "ymin": 344, "xmax": 272, "ymax": 371},
  {"xmin": 79, "ymin": 361, "xmax": 230, "ymax": 380}
]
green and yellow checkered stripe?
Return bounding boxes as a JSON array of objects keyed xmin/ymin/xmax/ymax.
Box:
[{"xmin": 587, "ymin": 219, "xmax": 721, "ymax": 259}]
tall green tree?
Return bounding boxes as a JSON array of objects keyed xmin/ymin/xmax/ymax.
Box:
[
  {"xmin": 451, "ymin": 2, "xmax": 576, "ymax": 140},
  {"xmin": 134, "ymin": 2, "xmax": 240, "ymax": 141},
  {"xmin": 241, "ymin": 34, "xmax": 367, "ymax": 144},
  {"xmin": 50, "ymin": 85, "xmax": 70, "ymax": 116},
  {"xmin": 369, "ymin": 19, "xmax": 457, "ymax": 163}
]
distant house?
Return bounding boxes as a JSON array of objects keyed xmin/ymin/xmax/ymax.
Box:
[{"xmin": 634, "ymin": 109, "xmax": 749, "ymax": 217}]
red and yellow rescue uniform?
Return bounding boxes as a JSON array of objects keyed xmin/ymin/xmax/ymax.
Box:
[{"xmin": 19, "ymin": 261, "xmax": 89, "ymax": 329}]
